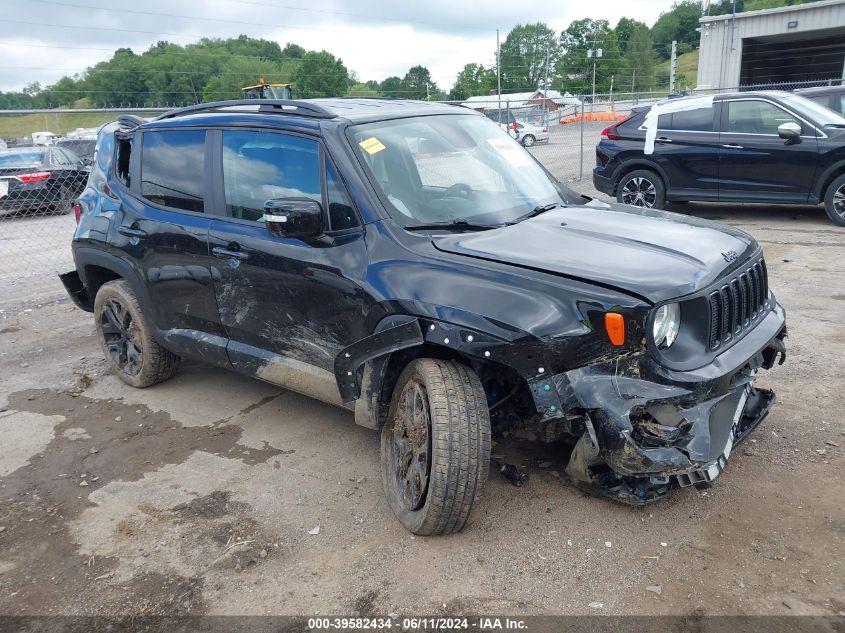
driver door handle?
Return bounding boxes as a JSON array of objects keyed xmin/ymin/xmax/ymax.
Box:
[{"xmin": 212, "ymin": 246, "xmax": 249, "ymax": 261}]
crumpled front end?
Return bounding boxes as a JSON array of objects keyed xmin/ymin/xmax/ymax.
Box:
[{"xmin": 532, "ymin": 304, "xmax": 787, "ymax": 505}]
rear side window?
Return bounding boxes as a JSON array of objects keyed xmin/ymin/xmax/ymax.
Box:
[
  {"xmin": 657, "ymin": 107, "xmax": 714, "ymax": 132},
  {"xmin": 140, "ymin": 130, "xmax": 205, "ymax": 212},
  {"xmin": 116, "ymin": 137, "xmax": 133, "ymax": 187},
  {"xmin": 839, "ymin": 95, "xmax": 845, "ymax": 116}
]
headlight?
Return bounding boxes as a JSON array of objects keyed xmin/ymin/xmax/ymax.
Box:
[{"xmin": 653, "ymin": 303, "xmax": 680, "ymax": 348}]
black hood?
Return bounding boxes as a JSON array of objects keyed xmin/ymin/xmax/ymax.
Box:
[{"xmin": 431, "ymin": 203, "xmax": 757, "ymax": 304}]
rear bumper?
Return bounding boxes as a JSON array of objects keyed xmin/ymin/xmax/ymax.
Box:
[
  {"xmin": 544, "ymin": 303, "xmax": 787, "ymax": 504},
  {"xmin": 59, "ymin": 269, "xmax": 93, "ymax": 312},
  {"xmin": 592, "ymin": 169, "xmax": 614, "ymax": 196}
]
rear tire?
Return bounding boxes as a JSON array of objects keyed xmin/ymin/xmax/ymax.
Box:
[
  {"xmin": 380, "ymin": 359, "xmax": 491, "ymax": 535},
  {"xmin": 616, "ymin": 169, "xmax": 666, "ymax": 210},
  {"xmin": 823, "ymin": 174, "xmax": 845, "ymax": 227},
  {"xmin": 521, "ymin": 134, "xmax": 536, "ymax": 147},
  {"xmin": 94, "ymin": 280, "xmax": 180, "ymax": 388}
]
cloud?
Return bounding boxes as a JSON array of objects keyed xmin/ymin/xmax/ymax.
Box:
[{"xmin": 0, "ymin": 0, "xmax": 673, "ymax": 93}]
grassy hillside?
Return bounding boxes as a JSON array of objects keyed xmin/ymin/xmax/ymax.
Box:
[
  {"xmin": 655, "ymin": 49, "xmax": 699, "ymax": 91},
  {"xmin": 0, "ymin": 110, "xmax": 159, "ymax": 141}
]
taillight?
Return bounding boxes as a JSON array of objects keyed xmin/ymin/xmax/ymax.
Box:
[
  {"xmin": 18, "ymin": 171, "xmax": 51, "ymax": 183},
  {"xmin": 600, "ymin": 115, "xmax": 632, "ymax": 141},
  {"xmin": 73, "ymin": 202, "xmax": 82, "ymax": 224}
]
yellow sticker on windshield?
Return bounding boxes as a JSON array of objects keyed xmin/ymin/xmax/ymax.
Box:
[{"xmin": 359, "ymin": 137, "xmax": 386, "ymax": 155}]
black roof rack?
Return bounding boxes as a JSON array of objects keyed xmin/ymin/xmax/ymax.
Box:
[
  {"xmin": 153, "ymin": 99, "xmax": 337, "ymax": 121},
  {"xmin": 117, "ymin": 114, "xmax": 147, "ymax": 131}
]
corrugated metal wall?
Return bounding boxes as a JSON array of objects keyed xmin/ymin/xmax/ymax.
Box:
[{"xmin": 697, "ymin": 0, "xmax": 845, "ymax": 90}]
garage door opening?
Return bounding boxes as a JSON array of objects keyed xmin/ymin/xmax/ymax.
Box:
[{"xmin": 740, "ymin": 26, "xmax": 845, "ymax": 87}]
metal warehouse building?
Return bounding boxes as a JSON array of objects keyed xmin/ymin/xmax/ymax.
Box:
[{"xmin": 696, "ymin": 0, "xmax": 845, "ymax": 91}]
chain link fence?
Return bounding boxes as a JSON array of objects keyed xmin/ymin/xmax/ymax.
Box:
[{"xmin": 0, "ymin": 78, "xmax": 841, "ymax": 311}]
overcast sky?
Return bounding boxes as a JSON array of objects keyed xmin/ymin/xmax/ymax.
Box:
[{"xmin": 0, "ymin": 0, "xmax": 673, "ymax": 93}]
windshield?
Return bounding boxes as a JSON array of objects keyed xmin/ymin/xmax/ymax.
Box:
[
  {"xmin": 780, "ymin": 93, "xmax": 845, "ymax": 127},
  {"xmin": 349, "ymin": 114, "xmax": 578, "ymax": 226},
  {"xmin": 0, "ymin": 150, "xmax": 45, "ymax": 168}
]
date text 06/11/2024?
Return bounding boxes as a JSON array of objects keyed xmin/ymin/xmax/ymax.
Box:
[{"xmin": 307, "ymin": 617, "xmax": 528, "ymax": 630}]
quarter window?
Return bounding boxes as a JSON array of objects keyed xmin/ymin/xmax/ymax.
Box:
[
  {"xmin": 222, "ymin": 131, "xmax": 320, "ymax": 222},
  {"xmin": 657, "ymin": 107, "xmax": 714, "ymax": 132},
  {"xmin": 140, "ymin": 130, "xmax": 205, "ymax": 212},
  {"xmin": 726, "ymin": 100, "xmax": 801, "ymax": 135}
]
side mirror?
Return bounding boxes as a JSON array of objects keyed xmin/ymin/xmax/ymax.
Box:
[
  {"xmin": 263, "ymin": 197, "xmax": 324, "ymax": 240},
  {"xmin": 778, "ymin": 122, "xmax": 802, "ymax": 144}
]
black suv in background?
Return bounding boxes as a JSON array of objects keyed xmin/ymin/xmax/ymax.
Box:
[
  {"xmin": 593, "ymin": 91, "xmax": 845, "ymax": 226},
  {"xmin": 61, "ymin": 99, "xmax": 786, "ymax": 534}
]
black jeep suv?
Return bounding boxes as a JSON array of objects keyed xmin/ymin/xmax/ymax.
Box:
[
  {"xmin": 593, "ymin": 91, "xmax": 845, "ymax": 226},
  {"xmin": 60, "ymin": 99, "xmax": 787, "ymax": 535}
]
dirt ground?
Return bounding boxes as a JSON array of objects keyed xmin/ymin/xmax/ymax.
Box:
[{"xmin": 0, "ymin": 193, "xmax": 844, "ymax": 620}]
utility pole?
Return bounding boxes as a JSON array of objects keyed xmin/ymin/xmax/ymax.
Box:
[
  {"xmin": 669, "ymin": 40, "xmax": 678, "ymax": 94},
  {"xmin": 544, "ymin": 44, "xmax": 550, "ymax": 96},
  {"xmin": 587, "ymin": 30, "xmax": 602, "ymax": 113},
  {"xmin": 632, "ymin": 68, "xmax": 637, "ymax": 99},
  {"xmin": 496, "ymin": 29, "xmax": 502, "ymax": 124}
]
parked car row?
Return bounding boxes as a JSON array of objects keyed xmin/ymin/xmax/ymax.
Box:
[
  {"xmin": 593, "ymin": 90, "xmax": 845, "ymax": 226},
  {"xmin": 0, "ymin": 145, "xmax": 90, "ymax": 217}
]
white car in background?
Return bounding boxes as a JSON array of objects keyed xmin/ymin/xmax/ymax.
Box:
[{"xmin": 516, "ymin": 121, "xmax": 549, "ymax": 147}]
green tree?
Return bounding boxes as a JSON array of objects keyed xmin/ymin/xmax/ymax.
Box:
[
  {"xmin": 292, "ymin": 50, "xmax": 349, "ymax": 98},
  {"xmin": 450, "ymin": 63, "xmax": 496, "ymax": 100},
  {"xmin": 651, "ymin": 1, "xmax": 703, "ymax": 59},
  {"xmin": 557, "ymin": 19, "xmax": 625, "ymax": 95},
  {"xmin": 400, "ymin": 66, "xmax": 436, "ymax": 100},
  {"xmin": 498, "ymin": 23, "xmax": 558, "ymax": 92},
  {"xmin": 379, "ymin": 76, "xmax": 402, "ymax": 96},
  {"xmin": 615, "ymin": 17, "xmax": 648, "ymax": 54},
  {"xmin": 626, "ymin": 25, "xmax": 658, "ymax": 92},
  {"xmin": 281, "ymin": 43, "xmax": 306, "ymax": 59},
  {"xmin": 346, "ymin": 82, "xmax": 380, "ymax": 97}
]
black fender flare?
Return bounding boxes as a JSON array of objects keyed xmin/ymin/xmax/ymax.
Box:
[
  {"xmin": 73, "ymin": 247, "xmax": 161, "ymax": 340},
  {"xmin": 334, "ymin": 315, "xmax": 424, "ymax": 403}
]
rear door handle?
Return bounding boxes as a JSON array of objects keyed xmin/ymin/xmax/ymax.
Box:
[
  {"xmin": 212, "ymin": 246, "xmax": 249, "ymax": 261},
  {"xmin": 117, "ymin": 225, "xmax": 147, "ymax": 239},
  {"xmin": 721, "ymin": 144, "xmax": 744, "ymax": 149},
  {"xmin": 656, "ymin": 137, "xmax": 673, "ymax": 143}
]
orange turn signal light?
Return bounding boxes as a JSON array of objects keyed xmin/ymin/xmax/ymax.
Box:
[{"xmin": 604, "ymin": 312, "xmax": 625, "ymax": 346}]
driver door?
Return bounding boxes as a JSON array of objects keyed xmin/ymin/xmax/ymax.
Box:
[{"xmin": 206, "ymin": 129, "xmax": 369, "ymax": 378}]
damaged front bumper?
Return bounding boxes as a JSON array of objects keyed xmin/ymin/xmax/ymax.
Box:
[{"xmin": 538, "ymin": 303, "xmax": 787, "ymax": 504}]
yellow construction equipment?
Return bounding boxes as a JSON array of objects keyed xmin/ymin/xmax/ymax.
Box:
[{"xmin": 242, "ymin": 77, "xmax": 293, "ymax": 100}]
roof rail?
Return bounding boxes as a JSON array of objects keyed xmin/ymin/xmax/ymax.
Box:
[
  {"xmin": 117, "ymin": 114, "xmax": 147, "ymax": 131},
  {"xmin": 153, "ymin": 99, "xmax": 337, "ymax": 121}
]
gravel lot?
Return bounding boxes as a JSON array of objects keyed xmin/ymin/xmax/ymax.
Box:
[{"xmin": 0, "ymin": 125, "xmax": 843, "ymax": 619}]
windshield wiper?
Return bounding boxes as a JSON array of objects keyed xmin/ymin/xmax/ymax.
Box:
[
  {"xmin": 404, "ymin": 219, "xmax": 502, "ymax": 232},
  {"xmin": 506, "ymin": 202, "xmax": 564, "ymax": 225}
]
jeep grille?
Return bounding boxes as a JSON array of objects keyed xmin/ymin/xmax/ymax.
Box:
[{"xmin": 707, "ymin": 259, "xmax": 769, "ymax": 351}]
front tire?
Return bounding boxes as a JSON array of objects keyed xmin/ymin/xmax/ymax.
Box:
[
  {"xmin": 823, "ymin": 174, "xmax": 845, "ymax": 227},
  {"xmin": 521, "ymin": 134, "xmax": 536, "ymax": 147},
  {"xmin": 94, "ymin": 280, "xmax": 180, "ymax": 388},
  {"xmin": 380, "ymin": 359, "xmax": 491, "ymax": 535},
  {"xmin": 617, "ymin": 169, "xmax": 666, "ymax": 210}
]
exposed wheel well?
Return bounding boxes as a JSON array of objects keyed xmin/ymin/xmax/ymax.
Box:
[
  {"xmin": 83, "ymin": 265, "xmax": 121, "ymax": 299},
  {"xmin": 375, "ymin": 343, "xmax": 530, "ymax": 431}
]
